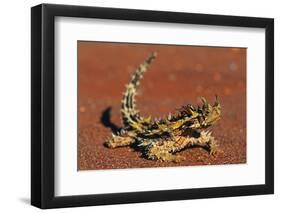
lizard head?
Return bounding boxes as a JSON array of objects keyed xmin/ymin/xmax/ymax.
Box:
[
  {"xmin": 198, "ymin": 96, "xmax": 221, "ymax": 127},
  {"xmin": 178, "ymin": 96, "xmax": 221, "ymax": 130}
]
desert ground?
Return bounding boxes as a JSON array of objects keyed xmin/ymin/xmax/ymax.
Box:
[{"xmin": 78, "ymin": 42, "xmax": 246, "ymax": 170}]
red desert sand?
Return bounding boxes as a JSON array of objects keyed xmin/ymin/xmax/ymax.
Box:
[{"xmin": 78, "ymin": 42, "xmax": 246, "ymax": 170}]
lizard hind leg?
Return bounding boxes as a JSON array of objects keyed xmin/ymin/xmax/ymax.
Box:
[
  {"xmin": 143, "ymin": 140, "xmax": 186, "ymax": 163},
  {"xmin": 104, "ymin": 133, "xmax": 134, "ymax": 148}
]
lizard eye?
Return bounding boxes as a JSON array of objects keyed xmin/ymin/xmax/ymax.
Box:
[{"xmin": 198, "ymin": 116, "xmax": 204, "ymax": 124}]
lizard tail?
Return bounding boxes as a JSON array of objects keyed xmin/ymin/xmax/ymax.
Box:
[{"xmin": 121, "ymin": 52, "xmax": 157, "ymax": 129}]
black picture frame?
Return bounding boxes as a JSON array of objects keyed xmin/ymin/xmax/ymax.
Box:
[{"xmin": 31, "ymin": 3, "xmax": 274, "ymax": 209}]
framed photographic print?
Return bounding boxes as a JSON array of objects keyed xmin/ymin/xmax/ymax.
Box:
[{"xmin": 31, "ymin": 3, "xmax": 274, "ymax": 209}]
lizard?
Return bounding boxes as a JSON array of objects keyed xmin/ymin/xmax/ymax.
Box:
[{"xmin": 104, "ymin": 52, "xmax": 221, "ymax": 162}]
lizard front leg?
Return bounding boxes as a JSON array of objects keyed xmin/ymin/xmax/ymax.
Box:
[{"xmin": 194, "ymin": 130, "xmax": 218, "ymax": 156}]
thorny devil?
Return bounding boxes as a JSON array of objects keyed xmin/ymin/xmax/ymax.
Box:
[{"xmin": 105, "ymin": 52, "xmax": 222, "ymax": 162}]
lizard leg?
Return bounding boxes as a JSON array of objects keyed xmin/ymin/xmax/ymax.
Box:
[
  {"xmin": 195, "ymin": 130, "xmax": 218, "ymax": 156},
  {"xmin": 144, "ymin": 139, "xmax": 186, "ymax": 163},
  {"xmin": 104, "ymin": 133, "xmax": 134, "ymax": 148}
]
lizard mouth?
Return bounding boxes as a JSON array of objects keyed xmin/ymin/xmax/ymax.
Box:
[
  {"xmin": 195, "ymin": 125, "xmax": 213, "ymax": 134},
  {"xmin": 184, "ymin": 126, "xmax": 214, "ymax": 138}
]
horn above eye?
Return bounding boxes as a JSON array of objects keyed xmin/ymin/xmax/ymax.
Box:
[{"xmin": 213, "ymin": 95, "xmax": 220, "ymax": 107}]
